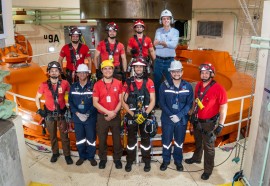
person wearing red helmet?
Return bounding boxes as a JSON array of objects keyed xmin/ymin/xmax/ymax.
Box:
[
  {"xmin": 35, "ymin": 61, "xmax": 73, "ymax": 165},
  {"xmin": 127, "ymin": 20, "xmax": 156, "ymax": 62},
  {"xmin": 122, "ymin": 57, "xmax": 155, "ymax": 172},
  {"xmin": 94, "ymin": 22, "xmax": 127, "ymax": 81},
  {"xmin": 58, "ymin": 28, "xmax": 92, "ymax": 85},
  {"xmin": 185, "ymin": 63, "xmax": 228, "ymax": 180}
]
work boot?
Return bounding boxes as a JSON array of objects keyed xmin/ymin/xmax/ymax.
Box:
[
  {"xmin": 201, "ymin": 172, "xmax": 211, "ymax": 180},
  {"xmin": 76, "ymin": 158, "xmax": 85, "ymax": 166},
  {"xmin": 160, "ymin": 162, "xmax": 169, "ymax": 171},
  {"xmin": 89, "ymin": 159, "xmax": 97, "ymax": 166},
  {"xmin": 184, "ymin": 158, "xmax": 201, "ymax": 164},
  {"xmin": 114, "ymin": 160, "xmax": 122, "ymax": 169},
  {"xmin": 144, "ymin": 162, "xmax": 151, "ymax": 172},
  {"xmin": 99, "ymin": 160, "xmax": 107, "ymax": 169},
  {"xmin": 65, "ymin": 156, "xmax": 73, "ymax": 165},
  {"xmin": 50, "ymin": 153, "xmax": 60, "ymax": 163},
  {"xmin": 175, "ymin": 162, "xmax": 184, "ymax": 171},
  {"xmin": 125, "ymin": 162, "xmax": 132, "ymax": 172}
]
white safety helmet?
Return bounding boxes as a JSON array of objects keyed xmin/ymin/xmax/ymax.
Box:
[
  {"xmin": 159, "ymin": 9, "xmax": 174, "ymax": 24},
  {"xmin": 76, "ymin": 64, "xmax": 90, "ymax": 73},
  {"xmin": 168, "ymin": 60, "xmax": 183, "ymax": 71}
]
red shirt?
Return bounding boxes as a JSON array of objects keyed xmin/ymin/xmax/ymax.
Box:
[
  {"xmin": 122, "ymin": 78, "xmax": 155, "ymax": 93},
  {"xmin": 127, "ymin": 36, "xmax": 153, "ymax": 57},
  {"xmin": 195, "ymin": 80, "xmax": 227, "ymax": 119},
  {"xmin": 38, "ymin": 80, "xmax": 70, "ymax": 111},
  {"xmin": 93, "ymin": 78, "xmax": 122, "ymax": 114},
  {"xmin": 96, "ymin": 40, "xmax": 125, "ymax": 67},
  {"xmin": 59, "ymin": 43, "xmax": 90, "ymax": 71}
]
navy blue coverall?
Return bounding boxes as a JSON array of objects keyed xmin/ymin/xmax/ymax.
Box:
[
  {"xmin": 69, "ymin": 81, "xmax": 97, "ymax": 160},
  {"xmin": 159, "ymin": 79, "xmax": 193, "ymax": 164}
]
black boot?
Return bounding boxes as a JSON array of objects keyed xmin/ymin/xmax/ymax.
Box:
[
  {"xmin": 65, "ymin": 156, "xmax": 73, "ymax": 165},
  {"xmin": 184, "ymin": 158, "xmax": 201, "ymax": 164},
  {"xmin": 125, "ymin": 162, "xmax": 132, "ymax": 172},
  {"xmin": 144, "ymin": 162, "xmax": 151, "ymax": 172},
  {"xmin": 50, "ymin": 153, "xmax": 60, "ymax": 163},
  {"xmin": 160, "ymin": 162, "xmax": 169, "ymax": 171}
]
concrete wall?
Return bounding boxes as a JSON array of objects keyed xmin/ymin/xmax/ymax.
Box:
[{"xmin": 0, "ymin": 119, "xmax": 25, "ymax": 186}]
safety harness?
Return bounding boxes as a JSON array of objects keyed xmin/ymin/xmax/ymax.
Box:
[
  {"xmin": 133, "ymin": 35, "xmax": 145, "ymax": 57},
  {"xmin": 69, "ymin": 43, "xmax": 82, "ymax": 68}
]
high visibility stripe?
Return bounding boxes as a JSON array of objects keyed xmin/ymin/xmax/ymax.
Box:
[
  {"xmin": 76, "ymin": 139, "xmax": 86, "ymax": 145},
  {"xmin": 71, "ymin": 92, "xmax": 93, "ymax": 95},
  {"xmin": 164, "ymin": 90, "xmax": 190, "ymax": 94},
  {"xmin": 86, "ymin": 140, "xmax": 96, "ymax": 146},
  {"xmin": 140, "ymin": 144, "xmax": 151, "ymax": 151},
  {"xmin": 174, "ymin": 141, "xmax": 183, "ymax": 148},
  {"xmin": 163, "ymin": 142, "xmax": 172, "ymax": 150},
  {"xmin": 127, "ymin": 143, "xmax": 137, "ymax": 150}
]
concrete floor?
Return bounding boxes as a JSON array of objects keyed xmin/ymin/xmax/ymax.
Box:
[{"xmin": 26, "ymin": 141, "xmax": 242, "ymax": 186}]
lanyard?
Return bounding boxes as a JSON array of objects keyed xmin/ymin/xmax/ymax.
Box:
[{"xmin": 103, "ymin": 78, "xmax": 113, "ymax": 95}]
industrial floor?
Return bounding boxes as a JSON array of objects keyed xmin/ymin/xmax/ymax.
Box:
[{"xmin": 25, "ymin": 140, "xmax": 243, "ymax": 186}]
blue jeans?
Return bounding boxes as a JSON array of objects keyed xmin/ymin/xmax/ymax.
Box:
[
  {"xmin": 161, "ymin": 122, "xmax": 187, "ymax": 164},
  {"xmin": 154, "ymin": 58, "xmax": 174, "ymax": 106}
]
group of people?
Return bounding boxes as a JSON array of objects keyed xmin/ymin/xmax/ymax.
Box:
[{"xmin": 35, "ymin": 8, "xmax": 228, "ymax": 181}]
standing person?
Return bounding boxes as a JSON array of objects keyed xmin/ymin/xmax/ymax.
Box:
[
  {"xmin": 93, "ymin": 60, "xmax": 123, "ymax": 169},
  {"xmin": 127, "ymin": 20, "xmax": 156, "ymax": 62},
  {"xmin": 93, "ymin": 22, "xmax": 127, "ymax": 80},
  {"xmin": 68, "ymin": 64, "xmax": 97, "ymax": 166},
  {"xmin": 153, "ymin": 9, "xmax": 179, "ymax": 108},
  {"xmin": 159, "ymin": 60, "xmax": 193, "ymax": 171},
  {"xmin": 185, "ymin": 63, "xmax": 228, "ymax": 180},
  {"xmin": 58, "ymin": 28, "xmax": 92, "ymax": 84},
  {"xmin": 121, "ymin": 57, "xmax": 155, "ymax": 172},
  {"xmin": 35, "ymin": 61, "xmax": 73, "ymax": 165}
]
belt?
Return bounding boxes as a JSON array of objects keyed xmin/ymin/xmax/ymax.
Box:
[
  {"xmin": 198, "ymin": 114, "xmax": 219, "ymax": 123},
  {"xmin": 156, "ymin": 55, "xmax": 174, "ymax": 60}
]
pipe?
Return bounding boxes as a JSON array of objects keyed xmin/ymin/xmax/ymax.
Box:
[
  {"xmin": 251, "ymin": 36, "xmax": 270, "ymax": 42},
  {"xmin": 193, "ymin": 11, "xmax": 238, "ymax": 55},
  {"xmin": 12, "ymin": 10, "xmax": 79, "ymax": 16},
  {"xmin": 14, "ymin": 19, "xmax": 97, "ymax": 24},
  {"xmin": 259, "ymin": 126, "xmax": 270, "ymax": 186}
]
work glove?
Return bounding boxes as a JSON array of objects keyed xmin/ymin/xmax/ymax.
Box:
[
  {"xmin": 214, "ymin": 123, "xmax": 224, "ymax": 136},
  {"xmin": 37, "ymin": 109, "xmax": 47, "ymax": 118},
  {"xmin": 130, "ymin": 48, "xmax": 138, "ymax": 55},
  {"xmin": 170, "ymin": 115, "xmax": 180, "ymax": 123},
  {"xmin": 76, "ymin": 112, "xmax": 88, "ymax": 122},
  {"xmin": 135, "ymin": 112, "xmax": 148, "ymax": 125}
]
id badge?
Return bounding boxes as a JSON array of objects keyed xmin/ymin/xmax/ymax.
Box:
[
  {"xmin": 76, "ymin": 54, "xmax": 80, "ymax": 60},
  {"xmin": 172, "ymin": 104, "xmax": 179, "ymax": 109},
  {"xmin": 78, "ymin": 104, "xmax": 85, "ymax": 109},
  {"xmin": 106, "ymin": 96, "xmax": 111, "ymax": 103},
  {"xmin": 109, "ymin": 55, "xmax": 113, "ymax": 61},
  {"xmin": 58, "ymin": 87, "xmax": 63, "ymax": 94}
]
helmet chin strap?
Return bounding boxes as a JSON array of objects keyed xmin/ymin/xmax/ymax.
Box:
[
  {"xmin": 135, "ymin": 72, "xmax": 144, "ymax": 79},
  {"xmin": 50, "ymin": 76, "xmax": 59, "ymax": 80},
  {"xmin": 108, "ymin": 36, "xmax": 116, "ymax": 39},
  {"xmin": 136, "ymin": 31, "xmax": 143, "ymax": 34},
  {"xmin": 202, "ymin": 77, "xmax": 212, "ymax": 82}
]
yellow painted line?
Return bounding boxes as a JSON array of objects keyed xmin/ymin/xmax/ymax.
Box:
[{"xmin": 28, "ymin": 182, "xmax": 52, "ymax": 186}]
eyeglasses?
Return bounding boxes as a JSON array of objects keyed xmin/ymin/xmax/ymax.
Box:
[{"xmin": 171, "ymin": 70, "xmax": 182, "ymax": 74}]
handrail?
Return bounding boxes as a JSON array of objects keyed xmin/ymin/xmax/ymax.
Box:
[{"xmin": 6, "ymin": 90, "xmax": 254, "ymax": 130}]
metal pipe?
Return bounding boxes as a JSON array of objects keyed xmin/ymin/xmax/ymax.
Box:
[
  {"xmin": 14, "ymin": 19, "xmax": 97, "ymax": 24},
  {"xmin": 251, "ymin": 36, "xmax": 270, "ymax": 42},
  {"xmin": 193, "ymin": 11, "xmax": 238, "ymax": 55},
  {"xmin": 12, "ymin": 10, "xmax": 79, "ymax": 16},
  {"xmin": 259, "ymin": 127, "xmax": 270, "ymax": 186}
]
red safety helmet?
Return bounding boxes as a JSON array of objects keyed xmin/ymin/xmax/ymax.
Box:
[
  {"xmin": 133, "ymin": 20, "xmax": 145, "ymax": 28},
  {"xmin": 106, "ymin": 22, "xmax": 119, "ymax": 32},
  {"xmin": 69, "ymin": 28, "xmax": 82, "ymax": 36},
  {"xmin": 199, "ymin": 63, "xmax": 215, "ymax": 74}
]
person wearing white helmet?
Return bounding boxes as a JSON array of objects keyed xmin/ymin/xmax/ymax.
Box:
[
  {"xmin": 127, "ymin": 20, "xmax": 156, "ymax": 62},
  {"xmin": 185, "ymin": 63, "xmax": 228, "ymax": 180},
  {"xmin": 68, "ymin": 64, "xmax": 98, "ymax": 166},
  {"xmin": 58, "ymin": 28, "xmax": 92, "ymax": 85},
  {"xmin": 153, "ymin": 9, "xmax": 179, "ymax": 109},
  {"xmin": 159, "ymin": 60, "xmax": 193, "ymax": 172}
]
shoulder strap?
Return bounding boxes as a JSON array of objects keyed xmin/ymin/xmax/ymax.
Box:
[
  {"xmin": 197, "ymin": 80, "xmax": 216, "ymax": 100},
  {"xmin": 47, "ymin": 80, "xmax": 61, "ymax": 112},
  {"xmin": 134, "ymin": 35, "xmax": 145, "ymax": 56},
  {"xmin": 105, "ymin": 39, "xmax": 118, "ymax": 55},
  {"xmin": 69, "ymin": 43, "xmax": 82, "ymax": 67}
]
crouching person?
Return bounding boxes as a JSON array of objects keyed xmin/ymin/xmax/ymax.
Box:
[
  {"xmin": 35, "ymin": 61, "xmax": 73, "ymax": 165},
  {"xmin": 68, "ymin": 64, "xmax": 98, "ymax": 166}
]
